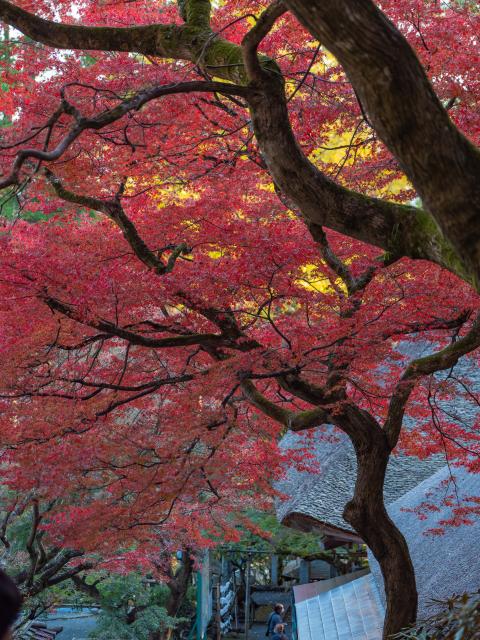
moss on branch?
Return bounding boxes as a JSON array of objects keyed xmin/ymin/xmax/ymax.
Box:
[
  {"xmin": 385, "ymin": 206, "xmax": 472, "ymax": 287},
  {"xmin": 179, "ymin": 0, "xmax": 212, "ymax": 28}
]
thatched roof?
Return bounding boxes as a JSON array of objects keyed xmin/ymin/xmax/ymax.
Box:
[
  {"xmin": 369, "ymin": 464, "xmax": 480, "ymax": 618},
  {"xmin": 277, "ymin": 427, "xmax": 443, "ymax": 544}
]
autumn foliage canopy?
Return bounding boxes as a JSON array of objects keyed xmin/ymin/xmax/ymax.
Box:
[{"xmin": 0, "ymin": 0, "xmax": 479, "ymax": 576}]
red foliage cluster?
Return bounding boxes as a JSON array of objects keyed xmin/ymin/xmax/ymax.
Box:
[{"xmin": 0, "ymin": 0, "xmax": 479, "ymax": 568}]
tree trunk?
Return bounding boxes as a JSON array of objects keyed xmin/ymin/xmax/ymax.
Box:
[
  {"xmin": 151, "ymin": 553, "xmax": 194, "ymax": 640},
  {"xmin": 343, "ymin": 441, "xmax": 417, "ymax": 638}
]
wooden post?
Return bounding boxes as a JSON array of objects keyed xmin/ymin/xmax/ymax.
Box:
[
  {"xmin": 244, "ymin": 554, "xmax": 251, "ymax": 640},
  {"xmin": 270, "ymin": 555, "xmax": 279, "ymax": 586},
  {"xmin": 233, "ymin": 571, "xmax": 239, "ymax": 631},
  {"xmin": 216, "ymin": 581, "xmax": 222, "ymax": 640},
  {"xmin": 196, "ymin": 571, "xmax": 202, "ymax": 640}
]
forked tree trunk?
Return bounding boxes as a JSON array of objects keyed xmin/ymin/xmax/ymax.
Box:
[{"xmin": 343, "ymin": 443, "xmax": 418, "ymax": 638}]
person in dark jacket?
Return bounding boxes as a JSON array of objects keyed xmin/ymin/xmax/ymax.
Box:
[
  {"xmin": 266, "ymin": 603, "xmax": 284, "ymax": 637},
  {"xmin": 272, "ymin": 623, "xmax": 288, "ymax": 640},
  {"xmin": 0, "ymin": 569, "xmax": 22, "ymax": 640}
]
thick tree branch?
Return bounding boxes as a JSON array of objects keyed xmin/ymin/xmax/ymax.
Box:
[
  {"xmin": 0, "ymin": 1, "xmax": 249, "ymax": 84},
  {"xmin": 71, "ymin": 574, "xmax": 103, "ymax": 601},
  {"xmin": 0, "ymin": 502, "xmax": 15, "ymax": 550},
  {"xmin": 277, "ymin": 374, "xmax": 329, "ymax": 405},
  {"xmin": 25, "ymin": 501, "xmax": 41, "ymax": 588},
  {"xmin": 241, "ymin": 1, "xmax": 286, "ymax": 83},
  {"xmin": 241, "ymin": 379, "xmax": 329, "ymax": 431},
  {"xmin": 246, "ymin": 69, "xmax": 468, "ymax": 282},
  {"xmin": 164, "ymin": 550, "xmax": 194, "ymax": 618},
  {"xmin": 28, "ymin": 556, "xmax": 94, "ymax": 597},
  {"xmin": 57, "ymin": 375, "xmax": 194, "ymax": 394},
  {"xmin": 381, "ymin": 312, "xmax": 472, "ymax": 342},
  {"xmin": 43, "ymin": 295, "xmax": 258, "ymax": 352},
  {"xmin": 241, "ymin": 377, "xmax": 383, "ymax": 451},
  {"xmin": 285, "ymin": 0, "xmax": 480, "ymax": 286},
  {"xmin": 0, "ymin": 0, "xmax": 163, "ymax": 52},
  {"xmin": 178, "ymin": 0, "xmax": 211, "ymax": 28}
]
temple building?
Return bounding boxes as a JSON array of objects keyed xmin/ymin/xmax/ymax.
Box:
[{"xmin": 277, "ymin": 427, "xmax": 480, "ymax": 640}]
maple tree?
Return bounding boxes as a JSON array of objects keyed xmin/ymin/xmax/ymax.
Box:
[
  {"xmin": 0, "ymin": 487, "xmax": 193, "ymax": 639},
  {"xmin": 0, "ymin": 1, "xmax": 479, "ymax": 638},
  {"xmin": 0, "ymin": 492, "xmax": 96, "ymax": 612}
]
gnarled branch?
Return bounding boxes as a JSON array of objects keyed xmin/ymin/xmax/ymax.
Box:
[{"xmin": 0, "ymin": 81, "xmax": 250, "ymax": 190}]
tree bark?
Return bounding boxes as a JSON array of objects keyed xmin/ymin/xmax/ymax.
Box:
[
  {"xmin": 150, "ymin": 553, "xmax": 194, "ymax": 640},
  {"xmin": 166, "ymin": 554, "xmax": 194, "ymax": 618},
  {"xmin": 285, "ymin": 0, "xmax": 480, "ymax": 287},
  {"xmin": 247, "ymin": 75, "xmax": 466, "ymax": 279},
  {"xmin": 242, "ymin": 381, "xmax": 418, "ymax": 637},
  {"xmin": 343, "ymin": 437, "xmax": 417, "ymax": 638}
]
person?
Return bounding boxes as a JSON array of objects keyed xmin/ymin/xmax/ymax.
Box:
[
  {"xmin": 0, "ymin": 569, "xmax": 22, "ymax": 640},
  {"xmin": 266, "ymin": 603, "xmax": 284, "ymax": 637},
  {"xmin": 272, "ymin": 623, "xmax": 288, "ymax": 640}
]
